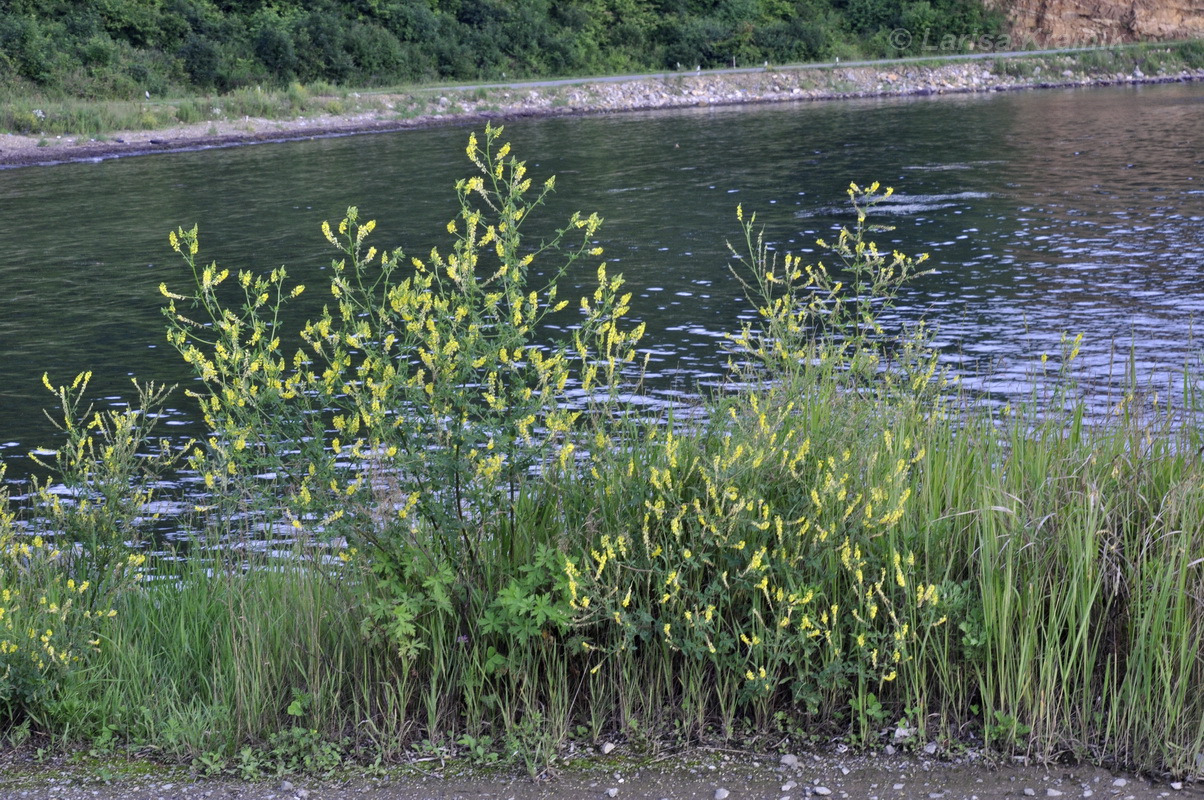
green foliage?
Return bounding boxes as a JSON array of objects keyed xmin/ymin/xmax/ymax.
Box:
[{"xmin": 0, "ymin": 0, "xmax": 1011, "ymax": 98}]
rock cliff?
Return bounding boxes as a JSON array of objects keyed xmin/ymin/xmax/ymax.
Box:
[{"xmin": 1000, "ymin": 0, "xmax": 1204, "ymax": 45}]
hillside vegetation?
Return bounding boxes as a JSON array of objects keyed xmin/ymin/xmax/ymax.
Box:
[{"xmin": 0, "ymin": 0, "xmax": 1005, "ymax": 98}]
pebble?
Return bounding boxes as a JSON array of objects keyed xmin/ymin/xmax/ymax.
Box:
[
  {"xmin": 1114, "ymin": 779, "xmax": 1129, "ymax": 788},
  {"xmin": 1024, "ymin": 790, "xmax": 1036, "ymax": 797},
  {"xmin": 279, "ymin": 781, "xmax": 294, "ymax": 792},
  {"xmin": 606, "ymin": 788, "xmax": 618, "ymax": 797},
  {"xmin": 814, "ymin": 787, "xmax": 832, "ymax": 796},
  {"xmin": 1170, "ymin": 782, "xmax": 1183, "ymax": 790},
  {"xmin": 1046, "ymin": 790, "xmax": 1063, "ymax": 797},
  {"xmin": 782, "ymin": 781, "xmax": 799, "ymax": 791},
  {"xmin": 923, "ymin": 742, "xmax": 938, "ymax": 755},
  {"xmin": 714, "ymin": 789, "xmax": 730, "ymax": 800},
  {"xmin": 780, "ymin": 754, "xmax": 800, "ymax": 769},
  {"xmin": 601, "ymin": 742, "xmax": 616, "ymax": 754}
]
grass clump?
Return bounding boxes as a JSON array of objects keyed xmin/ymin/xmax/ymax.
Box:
[{"xmin": 1, "ymin": 130, "xmax": 1202, "ymax": 781}]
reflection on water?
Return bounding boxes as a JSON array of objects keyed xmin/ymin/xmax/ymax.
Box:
[{"xmin": 1, "ymin": 82, "xmax": 1202, "ymax": 493}]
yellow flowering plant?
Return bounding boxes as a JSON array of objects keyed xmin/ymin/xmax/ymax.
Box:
[
  {"xmin": 161, "ymin": 126, "xmax": 644, "ymax": 696},
  {"xmin": 2, "ymin": 374, "xmax": 173, "ymax": 725},
  {"xmin": 566, "ymin": 188, "xmax": 947, "ymax": 740},
  {"xmin": 727, "ymin": 184, "xmax": 939, "ymax": 402}
]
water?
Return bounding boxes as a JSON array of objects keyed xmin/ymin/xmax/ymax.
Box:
[{"xmin": 2, "ymin": 82, "xmax": 1202, "ymax": 486}]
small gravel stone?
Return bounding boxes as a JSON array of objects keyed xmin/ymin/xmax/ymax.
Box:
[
  {"xmin": 782, "ymin": 781, "xmax": 799, "ymax": 791},
  {"xmin": 279, "ymin": 781, "xmax": 294, "ymax": 792},
  {"xmin": 714, "ymin": 789, "xmax": 730, "ymax": 800},
  {"xmin": 780, "ymin": 754, "xmax": 800, "ymax": 769},
  {"xmin": 1114, "ymin": 779, "xmax": 1129, "ymax": 788},
  {"xmin": 606, "ymin": 788, "xmax": 618, "ymax": 798},
  {"xmin": 923, "ymin": 742, "xmax": 938, "ymax": 755},
  {"xmin": 601, "ymin": 742, "xmax": 616, "ymax": 754},
  {"xmin": 1170, "ymin": 782, "xmax": 1184, "ymax": 790},
  {"xmin": 1023, "ymin": 789, "xmax": 1036, "ymax": 797},
  {"xmin": 814, "ymin": 787, "xmax": 832, "ymax": 796},
  {"xmin": 1046, "ymin": 790, "xmax": 1063, "ymax": 797}
]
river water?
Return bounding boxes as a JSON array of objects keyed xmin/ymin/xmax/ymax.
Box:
[{"xmin": 2, "ymin": 82, "xmax": 1202, "ymax": 485}]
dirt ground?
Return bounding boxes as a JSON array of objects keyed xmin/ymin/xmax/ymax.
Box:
[{"xmin": 1, "ymin": 747, "xmax": 1199, "ymax": 800}]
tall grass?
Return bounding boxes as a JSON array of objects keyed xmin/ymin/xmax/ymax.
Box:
[{"xmin": 1, "ymin": 132, "xmax": 1201, "ymax": 779}]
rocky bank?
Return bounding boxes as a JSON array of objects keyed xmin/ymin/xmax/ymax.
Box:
[{"xmin": 1, "ymin": 55, "xmax": 1201, "ymax": 169}]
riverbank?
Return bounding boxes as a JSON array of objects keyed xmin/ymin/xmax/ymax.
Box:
[{"xmin": 2, "ymin": 47, "xmax": 1201, "ymax": 168}]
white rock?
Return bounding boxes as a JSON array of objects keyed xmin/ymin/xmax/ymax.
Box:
[
  {"xmin": 814, "ymin": 787, "xmax": 832, "ymax": 796},
  {"xmin": 923, "ymin": 742, "xmax": 938, "ymax": 755},
  {"xmin": 714, "ymin": 789, "xmax": 730, "ymax": 800},
  {"xmin": 601, "ymin": 742, "xmax": 616, "ymax": 754},
  {"xmin": 607, "ymin": 788, "xmax": 619, "ymax": 798},
  {"xmin": 1046, "ymin": 790, "xmax": 1063, "ymax": 797},
  {"xmin": 780, "ymin": 754, "xmax": 800, "ymax": 768},
  {"xmin": 1113, "ymin": 778, "xmax": 1128, "ymax": 788},
  {"xmin": 1170, "ymin": 782, "xmax": 1184, "ymax": 790},
  {"xmin": 782, "ymin": 781, "xmax": 798, "ymax": 791}
]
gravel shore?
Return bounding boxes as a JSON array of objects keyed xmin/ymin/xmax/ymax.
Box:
[
  {"xmin": 2, "ymin": 746, "xmax": 1200, "ymax": 800},
  {"xmin": 1, "ymin": 57, "xmax": 1201, "ymax": 169}
]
